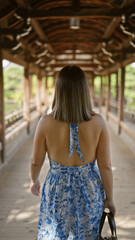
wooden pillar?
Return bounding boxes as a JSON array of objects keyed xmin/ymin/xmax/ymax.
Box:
[
  {"xmin": 115, "ymin": 70, "xmax": 119, "ymax": 101},
  {"xmin": 41, "ymin": 76, "xmax": 45, "ymax": 105},
  {"xmin": 29, "ymin": 73, "xmax": 33, "ymax": 99},
  {"xmin": 103, "ymin": 76, "xmax": 106, "ymax": 106},
  {"xmin": 118, "ymin": 66, "xmax": 125, "ymax": 134},
  {"xmin": 52, "ymin": 73, "xmax": 56, "ymax": 101},
  {"xmin": 91, "ymin": 76, "xmax": 95, "ymax": 107},
  {"xmin": 42, "ymin": 76, "xmax": 46, "ymax": 107},
  {"xmin": 23, "ymin": 65, "xmax": 30, "ymax": 134},
  {"xmin": 45, "ymin": 75, "xmax": 48, "ymax": 107},
  {"xmin": 36, "ymin": 73, "xmax": 42, "ymax": 115},
  {"xmin": 99, "ymin": 76, "xmax": 103, "ymax": 112},
  {"xmin": 53, "ymin": 72, "xmax": 57, "ymax": 87},
  {"xmin": 106, "ymin": 73, "xmax": 111, "ymax": 120},
  {"xmin": 0, "ymin": 40, "xmax": 5, "ymax": 163},
  {"xmin": 91, "ymin": 76, "xmax": 95, "ymax": 99}
]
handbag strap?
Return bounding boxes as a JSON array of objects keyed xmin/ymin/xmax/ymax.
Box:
[
  {"xmin": 98, "ymin": 211, "xmax": 107, "ymax": 235},
  {"xmin": 99, "ymin": 211, "xmax": 117, "ymax": 237},
  {"xmin": 107, "ymin": 212, "xmax": 117, "ymax": 237}
]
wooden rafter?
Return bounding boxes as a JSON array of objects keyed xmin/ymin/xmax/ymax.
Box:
[
  {"xmin": 72, "ymin": 0, "xmax": 80, "ymax": 10},
  {"xmin": 30, "ymin": 19, "xmax": 54, "ymax": 53},
  {"xmin": 95, "ymin": 0, "xmax": 129, "ymax": 52},
  {"xmin": 46, "ymin": 63, "xmax": 100, "ymax": 68},
  {"xmin": 18, "ymin": 6, "xmax": 135, "ymax": 20},
  {"xmin": 100, "ymin": 54, "xmax": 135, "ymax": 75},
  {"xmin": 14, "ymin": 0, "xmax": 54, "ymax": 54},
  {"xmin": 0, "ymin": 0, "xmax": 135, "ymax": 74},
  {"xmin": 2, "ymin": 49, "xmax": 41, "ymax": 74}
]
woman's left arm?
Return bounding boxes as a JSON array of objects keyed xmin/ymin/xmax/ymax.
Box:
[{"xmin": 30, "ymin": 116, "xmax": 47, "ymax": 196}]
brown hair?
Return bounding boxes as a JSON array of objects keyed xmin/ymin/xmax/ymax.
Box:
[{"xmin": 52, "ymin": 65, "xmax": 95, "ymax": 123}]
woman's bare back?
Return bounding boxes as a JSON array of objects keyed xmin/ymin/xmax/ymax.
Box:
[{"xmin": 41, "ymin": 112, "xmax": 105, "ymax": 167}]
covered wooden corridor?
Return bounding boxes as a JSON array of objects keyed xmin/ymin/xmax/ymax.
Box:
[
  {"xmin": 0, "ymin": 114, "xmax": 135, "ymax": 240},
  {"xmin": 0, "ymin": 1, "xmax": 135, "ymax": 239}
]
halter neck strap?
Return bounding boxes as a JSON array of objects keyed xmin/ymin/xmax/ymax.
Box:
[{"xmin": 69, "ymin": 123, "xmax": 85, "ymax": 162}]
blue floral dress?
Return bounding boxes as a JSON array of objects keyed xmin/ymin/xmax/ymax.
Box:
[{"xmin": 37, "ymin": 123, "xmax": 105, "ymax": 240}]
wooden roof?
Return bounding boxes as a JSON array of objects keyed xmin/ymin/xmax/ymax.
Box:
[{"xmin": 0, "ymin": 0, "xmax": 135, "ymax": 76}]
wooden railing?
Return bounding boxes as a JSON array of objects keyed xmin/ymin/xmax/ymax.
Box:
[
  {"xmin": 109, "ymin": 98, "xmax": 135, "ymax": 124},
  {"xmin": 124, "ymin": 109, "xmax": 135, "ymax": 124},
  {"xmin": 94, "ymin": 95, "xmax": 135, "ymax": 124},
  {"xmin": 5, "ymin": 102, "xmax": 36, "ymax": 128},
  {"xmin": 110, "ymin": 98, "xmax": 118, "ymax": 114}
]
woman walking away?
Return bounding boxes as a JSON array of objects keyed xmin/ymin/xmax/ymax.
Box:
[{"xmin": 30, "ymin": 65, "xmax": 116, "ymax": 240}]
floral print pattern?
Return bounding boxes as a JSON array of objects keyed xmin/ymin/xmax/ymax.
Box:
[{"xmin": 37, "ymin": 123, "xmax": 105, "ymax": 240}]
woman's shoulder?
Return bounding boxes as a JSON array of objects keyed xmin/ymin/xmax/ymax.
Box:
[
  {"xmin": 42, "ymin": 112, "xmax": 54, "ymax": 120},
  {"xmin": 34, "ymin": 113, "xmax": 54, "ymax": 136},
  {"xmin": 91, "ymin": 112, "xmax": 108, "ymax": 130},
  {"xmin": 39, "ymin": 112, "xmax": 54, "ymax": 126},
  {"xmin": 40, "ymin": 111, "xmax": 106, "ymax": 127},
  {"xmin": 92, "ymin": 112, "xmax": 104, "ymax": 121}
]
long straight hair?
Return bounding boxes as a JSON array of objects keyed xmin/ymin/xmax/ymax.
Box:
[{"xmin": 52, "ymin": 65, "xmax": 95, "ymax": 123}]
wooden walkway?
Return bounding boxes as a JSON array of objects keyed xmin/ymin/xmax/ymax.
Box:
[{"xmin": 0, "ymin": 125, "xmax": 135, "ymax": 240}]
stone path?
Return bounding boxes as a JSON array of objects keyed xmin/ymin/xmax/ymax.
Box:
[{"xmin": 0, "ymin": 123, "xmax": 135, "ymax": 239}]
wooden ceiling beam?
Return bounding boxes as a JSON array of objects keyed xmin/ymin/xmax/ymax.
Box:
[
  {"xmin": 50, "ymin": 69, "xmax": 94, "ymax": 75},
  {"xmin": 50, "ymin": 59, "xmax": 94, "ymax": 63},
  {"xmin": 102, "ymin": 17, "xmax": 122, "ymax": 39},
  {"xmin": 72, "ymin": 0, "xmax": 80, "ymax": 10},
  {"xmin": 55, "ymin": 52, "xmax": 97, "ymax": 55},
  {"xmin": 47, "ymin": 63, "xmax": 100, "ymax": 68},
  {"xmin": 42, "ymin": 39, "xmax": 108, "ymax": 44},
  {"xmin": 50, "ymin": 66, "xmax": 98, "ymax": 73},
  {"xmin": 1, "ymin": 49, "xmax": 41, "ymax": 74},
  {"xmin": 14, "ymin": 0, "xmax": 54, "ymax": 54},
  {"xmin": 2, "ymin": 49, "xmax": 26, "ymax": 67},
  {"xmin": 30, "ymin": 19, "xmax": 54, "ymax": 53},
  {"xmin": 100, "ymin": 54, "xmax": 135, "ymax": 75},
  {"xmin": 0, "ymin": 7, "xmax": 17, "ymax": 21},
  {"xmin": 95, "ymin": 0, "xmax": 129, "ymax": 52},
  {"xmin": 19, "ymin": 6, "xmax": 134, "ymax": 20},
  {"xmin": 46, "ymin": 60, "xmax": 99, "ymax": 67}
]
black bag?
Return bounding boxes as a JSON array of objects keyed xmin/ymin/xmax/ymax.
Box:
[{"xmin": 97, "ymin": 211, "xmax": 118, "ymax": 240}]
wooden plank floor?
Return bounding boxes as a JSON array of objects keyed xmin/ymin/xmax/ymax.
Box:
[{"xmin": 0, "ymin": 125, "xmax": 135, "ymax": 240}]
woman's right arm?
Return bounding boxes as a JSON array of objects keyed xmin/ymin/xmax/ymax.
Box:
[{"xmin": 96, "ymin": 116, "xmax": 116, "ymax": 216}]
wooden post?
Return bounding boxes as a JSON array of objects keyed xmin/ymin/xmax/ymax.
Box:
[
  {"xmin": 45, "ymin": 75, "xmax": 48, "ymax": 107},
  {"xmin": 103, "ymin": 76, "xmax": 106, "ymax": 106},
  {"xmin": 36, "ymin": 73, "xmax": 42, "ymax": 115},
  {"xmin": 43, "ymin": 76, "xmax": 46, "ymax": 108},
  {"xmin": 29, "ymin": 73, "xmax": 33, "ymax": 99},
  {"xmin": 99, "ymin": 76, "xmax": 103, "ymax": 112},
  {"xmin": 53, "ymin": 72, "xmax": 57, "ymax": 87},
  {"xmin": 41, "ymin": 76, "xmax": 45, "ymax": 106},
  {"xmin": 91, "ymin": 76, "xmax": 95, "ymax": 107},
  {"xmin": 116, "ymin": 70, "xmax": 119, "ymax": 101},
  {"xmin": 23, "ymin": 65, "xmax": 30, "ymax": 134},
  {"xmin": 0, "ymin": 37, "xmax": 5, "ymax": 163},
  {"xmin": 52, "ymin": 72, "xmax": 56, "ymax": 102},
  {"xmin": 118, "ymin": 66, "xmax": 125, "ymax": 134},
  {"xmin": 106, "ymin": 73, "xmax": 111, "ymax": 120}
]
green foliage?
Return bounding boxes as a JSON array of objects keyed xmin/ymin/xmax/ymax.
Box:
[
  {"xmin": 94, "ymin": 63, "xmax": 135, "ymax": 111},
  {"xmin": 4, "ymin": 66, "xmax": 24, "ymax": 114},
  {"xmin": 47, "ymin": 76, "xmax": 54, "ymax": 95},
  {"xmin": 94, "ymin": 76, "xmax": 100, "ymax": 95},
  {"xmin": 47, "ymin": 76, "xmax": 54, "ymax": 88},
  {"xmin": 125, "ymin": 64, "xmax": 135, "ymax": 110},
  {"xmin": 32, "ymin": 74, "xmax": 37, "ymax": 97},
  {"xmin": 110, "ymin": 73, "xmax": 117, "ymax": 98}
]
